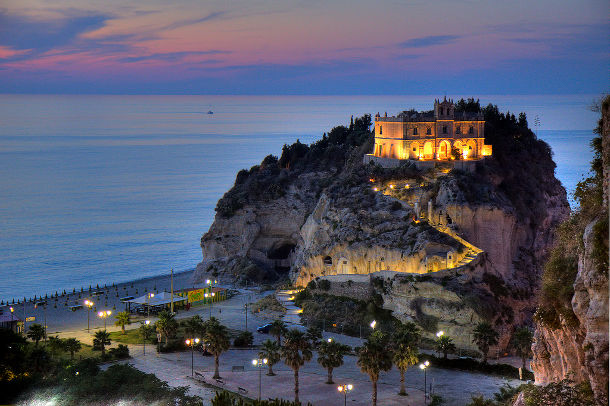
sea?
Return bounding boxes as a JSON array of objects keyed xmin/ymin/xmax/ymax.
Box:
[{"xmin": 0, "ymin": 94, "xmax": 601, "ymax": 302}]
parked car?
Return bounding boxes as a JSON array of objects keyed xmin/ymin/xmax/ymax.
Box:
[{"xmin": 257, "ymin": 323, "xmax": 273, "ymax": 334}]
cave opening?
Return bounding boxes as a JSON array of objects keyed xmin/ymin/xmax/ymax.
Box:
[{"xmin": 267, "ymin": 242, "xmax": 296, "ymax": 260}]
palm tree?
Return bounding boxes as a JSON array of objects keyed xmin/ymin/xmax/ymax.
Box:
[
  {"xmin": 473, "ymin": 322, "xmax": 499, "ymax": 364},
  {"xmin": 269, "ymin": 320, "xmax": 287, "ymax": 345},
  {"xmin": 114, "ymin": 311, "xmax": 130, "ymax": 334},
  {"xmin": 258, "ymin": 339, "xmax": 281, "ymax": 376},
  {"xmin": 357, "ymin": 331, "xmax": 393, "ymax": 406},
  {"xmin": 63, "ymin": 338, "xmax": 82, "ymax": 360},
  {"xmin": 26, "ymin": 323, "xmax": 46, "ymax": 346},
  {"xmin": 282, "ymin": 328, "xmax": 313, "ymax": 404},
  {"xmin": 305, "ymin": 326, "xmax": 322, "ymax": 348},
  {"xmin": 317, "ymin": 338, "xmax": 351, "ymax": 384},
  {"xmin": 436, "ymin": 335, "xmax": 456, "ymax": 359},
  {"xmin": 392, "ymin": 322, "xmax": 421, "ymax": 396},
  {"xmin": 202, "ymin": 317, "xmax": 231, "ymax": 379},
  {"xmin": 93, "ymin": 330, "xmax": 111, "ymax": 357},
  {"xmin": 183, "ymin": 315, "xmax": 204, "ymax": 337},
  {"xmin": 139, "ymin": 323, "xmax": 155, "ymax": 343},
  {"xmin": 512, "ymin": 327, "xmax": 533, "ymax": 370},
  {"xmin": 47, "ymin": 335, "xmax": 65, "ymax": 358},
  {"xmin": 155, "ymin": 310, "xmax": 178, "ymax": 345}
]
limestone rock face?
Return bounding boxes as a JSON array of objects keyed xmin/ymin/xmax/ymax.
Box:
[{"xmin": 531, "ymin": 219, "xmax": 609, "ymax": 405}]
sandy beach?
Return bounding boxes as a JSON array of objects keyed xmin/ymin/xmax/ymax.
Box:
[{"xmin": 0, "ymin": 269, "xmax": 201, "ymax": 336}]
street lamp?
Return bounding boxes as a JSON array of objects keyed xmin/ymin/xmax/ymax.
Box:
[
  {"xmin": 146, "ymin": 293, "xmax": 154, "ymax": 321},
  {"xmin": 252, "ymin": 358, "xmax": 268, "ymax": 400},
  {"xmin": 419, "ymin": 360, "xmax": 430, "ymax": 405},
  {"xmin": 337, "ymin": 384, "xmax": 353, "ymax": 406},
  {"xmin": 206, "ymin": 279, "xmax": 217, "ymax": 318},
  {"xmin": 185, "ymin": 338, "xmax": 200, "ymax": 377},
  {"xmin": 9, "ymin": 307, "xmax": 14, "ymax": 333},
  {"xmin": 436, "ymin": 331, "xmax": 444, "ymax": 338},
  {"xmin": 143, "ymin": 320, "xmax": 150, "ymax": 355},
  {"xmin": 370, "ymin": 320, "xmax": 377, "ymax": 329},
  {"xmin": 98, "ymin": 310, "xmax": 111, "ymax": 330},
  {"xmin": 84, "ymin": 300, "xmax": 94, "ymax": 332}
]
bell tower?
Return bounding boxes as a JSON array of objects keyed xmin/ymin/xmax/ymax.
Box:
[{"xmin": 434, "ymin": 96, "xmax": 454, "ymax": 120}]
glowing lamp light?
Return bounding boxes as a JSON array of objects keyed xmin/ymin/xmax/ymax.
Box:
[
  {"xmin": 328, "ymin": 338, "xmax": 333, "ymax": 343},
  {"xmin": 373, "ymin": 187, "xmax": 378, "ymax": 192},
  {"xmin": 405, "ymin": 184, "xmax": 410, "ymax": 189},
  {"xmin": 389, "ymin": 184, "xmax": 394, "ymax": 189},
  {"xmin": 144, "ymin": 320, "xmax": 150, "ymax": 325},
  {"xmin": 370, "ymin": 320, "xmax": 377, "ymax": 329},
  {"xmin": 436, "ymin": 331, "xmax": 445, "ymax": 337}
]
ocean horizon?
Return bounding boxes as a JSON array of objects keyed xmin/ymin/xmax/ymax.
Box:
[{"xmin": 0, "ymin": 94, "xmax": 599, "ymax": 302}]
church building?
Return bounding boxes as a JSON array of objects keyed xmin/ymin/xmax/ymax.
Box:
[{"xmin": 369, "ymin": 98, "xmax": 492, "ymax": 162}]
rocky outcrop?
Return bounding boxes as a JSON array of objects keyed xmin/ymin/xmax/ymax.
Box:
[
  {"xmin": 531, "ymin": 98, "xmax": 609, "ymax": 405},
  {"xmin": 531, "ymin": 218, "xmax": 609, "ymax": 404}
]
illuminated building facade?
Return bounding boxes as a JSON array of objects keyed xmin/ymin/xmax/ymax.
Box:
[{"xmin": 370, "ymin": 98, "xmax": 492, "ymax": 161}]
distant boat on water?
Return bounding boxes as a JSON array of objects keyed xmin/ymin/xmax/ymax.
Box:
[{"xmin": 207, "ymin": 110, "xmax": 213, "ymax": 114}]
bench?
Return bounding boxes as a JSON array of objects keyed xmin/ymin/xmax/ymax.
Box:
[
  {"xmin": 194, "ymin": 372, "xmax": 206, "ymax": 382},
  {"xmin": 238, "ymin": 387, "xmax": 248, "ymax": 394},
  {"xmin": 231, "ymin": 366, "xmax": 244, "ymax": 372},
  {"xmin": 215, "ymin": 378, "xmax": 224, "ymax": 385}
]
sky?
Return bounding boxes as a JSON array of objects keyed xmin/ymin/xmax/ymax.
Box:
[{"xmin": 0, "ymin": 0, "xmax": 608, "ymax": 95}]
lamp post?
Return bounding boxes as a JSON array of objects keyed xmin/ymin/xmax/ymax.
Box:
[
  {"xmin": 252, "ymin": 358, "xmax": 268, "ymax": 400},
  {"xmin": 337, "ymin": 384, "xmax": 353, "ymax": 406},
  {"xmin": 370, "ymin": 320, "xmax": 377, "ymax": 330},
  {"xmin": 84, "ymin": 300, "xmax": 94, "ymax": 332},
  {"xmin": 98, "ymin": 310, "xmax": 111, "ymax": 330},
  {"xmin": 9, "ymin": 306, "xmax": 14, "ymax": 333},
  {"xmin": 185, "ymin": 338, "xmax": 200, "ymax": 377},
  {"xmin": 419, "ymin": 360, "xmax": 430, "ymax": 405},
  {"xmin": 206, "ymin": 279, "xmax": 217, "ymax": 318},
  {"xmin": 143, "ymin": 320, "xmax": 150, "ymax": 356},
  {"xmin": 146, "ymin": 293, "xmax": 154, "ymax": 321}
]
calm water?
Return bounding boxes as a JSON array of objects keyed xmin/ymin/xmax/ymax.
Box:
[{"xmin": 0, "ymin": 95, "xmax": 599, "ymax": 301}]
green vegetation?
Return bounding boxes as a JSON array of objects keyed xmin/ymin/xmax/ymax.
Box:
[
  {"xmin": 472, "ymin": 322, "xmax": 499, "ymax": 364},
  {"xmin": 213, "ymin": 115, "xmax": 373, "ymax": 218},
  {"xmin": 269, "ymin": 320, "xmax": 288, "ymax": 345},
  {"xmin": 392, "ymin": 322, "xmax": 421, "ymax": 396},
  {"xmin": 316, "ymin": 338, "xmax": 351, "ymax": 384},
  {"xmin": 357, "ymin": 330, "xmax": 393, "ymax": 406},
  {"xmin": 114, "ymin": 311, "xmax": 130, "ymax": 334},
  {"xmin": 19, "ymin": 363, "xmax": 202, "ymax": 406},
  {"xmin": 281, "ymin": 329, "xmax": 313, "ymax": 404},
  {"xmin": 26, "ymin": 323, "xmax": 46, "ymax": 345},
  {"xmin": 202, "ymin": 317, "xmax": 231, "ymax": 379},
  {"xmin": 436, "ymin": 335, "xmax": 456, "ymax": 359},
  {"xmin": 295, "ymin": 289, "xmax": 399, "ymax": 337},
  {"xmin": 156, "ymin": 310, "xmax": 179, "ymax": 345},
  {"xmin": 92, "ymin": 330, "xmax": 111, "ymax": 358},
  {"xmin": 258, "ymin": 339, "xmax": 281, "ymax": 376},
  {"xmin": 233, "ymin": 331, "xmax": 254, "ymax": 347},
  {"xmin": 535, "ymin": 95, "xmax": 609, "ymax": 329},
  {"xmin": 511, "ymin": 327, "xmax": 533, "ymax": 370},
  {"xmin": 211, "ymin": 391, "xmax": 313, "ymax": 406},
  {"xmin": 250, "ymin": 295, "xmax": 287, "ymax": 315}
]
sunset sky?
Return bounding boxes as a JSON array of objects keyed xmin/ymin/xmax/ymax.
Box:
[{"xmin": 0, "ymin": 0, "xmax": 608, "ymax": 94}]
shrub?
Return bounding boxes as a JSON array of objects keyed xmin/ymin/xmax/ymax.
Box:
[
  {"xmin": 233, "ymin": 331, "xmax": 254, "ymax": 348},
  {"xmin": 317, "ymin": 280, "xmax": 331, "ymax": 291},
  {"xmin": 108, "ymin": 344, "xmax": 130, "ymax": 359}
]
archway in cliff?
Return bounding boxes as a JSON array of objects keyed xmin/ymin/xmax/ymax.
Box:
[{"xmin": 267, "ymin": 241, "xmax": 296, "ymax": 274}]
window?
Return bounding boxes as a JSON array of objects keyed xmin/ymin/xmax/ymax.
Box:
[
  {"xmin": 469, "ymin": 126, "xmax": 474, "ymax": 134},
  {"xmin": 456, "ymin": 126, "xmax": 461, "ymax": 134},
  {"xmin": 413, "ymin": 127, "xmax": 418, "ymax": 135},
  {"xmin": 443, "ymin": 126, "xmax": 447, "ymax": 134},
  {"xmin": 413, "ymin": 147, "xmax": 417, "ymax": 152},
  {"xmin": 426, "ymin": 128, "xmax": 431, "ymax": 135},
  {"xmin": 441, "ymin": 107, "xmax": 444, "ymax": 115},
  {"xmin": 379, "ymin": 125, "xmax": 382, "ymax": 135}
]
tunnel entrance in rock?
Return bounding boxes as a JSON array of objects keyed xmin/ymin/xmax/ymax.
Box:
[{"xmin": 268, "ymin": 242, "xmax": 296, "ymax": 260}]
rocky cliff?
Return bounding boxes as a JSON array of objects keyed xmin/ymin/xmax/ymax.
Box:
[
  {"xmin": 195, "ymin": 103, "xmax": 570, "ymax": 353},
  {"xmin": 530, "ymin": 96, "xmax": 609, "ymax": 405}
]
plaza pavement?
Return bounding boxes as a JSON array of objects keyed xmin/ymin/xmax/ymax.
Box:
[{"xmin": 4, "ymin": 275, "xmax": 526, "ymax": 405}]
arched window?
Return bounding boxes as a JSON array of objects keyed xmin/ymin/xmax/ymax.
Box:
[
  {"xmin": 413, "ymin": 127, "xmax": 418, "ymax": 135},
  {"xmin": 469, "ymin": 126, "xmax": 474, "ymax": 134},
  {"xmin": 441, "ymin": 107, "xmax": 444, "ymax": 115},
  {"xmin": 455, "ymin": 126, "xmax": 461, "ymax": 134},
  {"xmin": 379, "ymin": 125, "xmax": 382, "ymax": 135},
  {"xmin": 426, "ymin": 128, "xmax": 431, "ymax": 135},
  {"xmin": 442, "ymin": 126, "xmax": 448, "ymax": 134}
]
